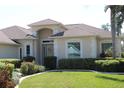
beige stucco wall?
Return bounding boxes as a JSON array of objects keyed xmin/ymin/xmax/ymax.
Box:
[
  {"xmin": 55, "ymin": 38, "xmax": 65, "ymax": 59},
  {"xmin": 54, "ymin": 36, "xmax": 97, "ymax": 59},
  {"xmin": 83, "ymin": 37, "xmax": 96, "ymax": 58},
  {"xmin": 0, "ymin": 44, "xmax": 19, "ymax": 58},
  {"xmin": 39, "ymin": 29, "xmax": 53, "ymax": 39},
  {"xmin": 17, "ymin": 39, "xmax": 36, "ymax": 57}
]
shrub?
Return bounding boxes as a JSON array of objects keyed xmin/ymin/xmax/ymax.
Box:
[
  {"xmin": 21, "ymin": 62, "xmax": 45, "ymax": 75},
  {"xmin": 0, "ymin": 68, "xmax": 15, "ymax": 88},
  {"xmin": 58, "ymin": 58, "xmax": 96, "ymax": 69},
  {"xmin": 44, "ymin": 56, "xmax": 57, "ymax": 69},
  {"xmin": 21, "ymin": 62, "xmax": 34, "ymax": 75},
  {"xmin": 117, "ymin": 59, "xmax": 124, "ymax": 72},
  {"xmin": 95, "ymin": 60, "xmax": 120, "ymax": 72},
  {"xmin": 0, "ymin": 63, "xmax": 14, "ymax": 77},
  {"xmin": 0, "ymin": 59, "xmax": 22, "ymax": 68},
  {"xmin": 23, "ymin": 56, "xmax": 35, "ymax": 62},
  {"xmin": 105, "ymin": 47, "xmax": 112, "ymax": 57},
  {"xmin": 34, "ymin": 65, "xmax": 45, "ymax": 73},
  {"xmin": 121, "ymin": 52, "xmax": 124, "ymax": 58}
]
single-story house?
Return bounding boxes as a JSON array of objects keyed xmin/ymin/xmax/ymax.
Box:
[{"xmin": 0, "ymin": 19, "xmax": 122, "ymax": 65}]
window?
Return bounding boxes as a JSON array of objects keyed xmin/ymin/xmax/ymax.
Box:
[
  {"xmin": 101, "ymin": 43, "xmax": 112, "ymax": 52},
  {"xmin": 26, "ymin": 45, "xmax": 30, "ymax": 56},
  {"xmin": 67, "ymin": 42, "xmax": 80, "ymax": 58},
  {"xmin": 42, "ymin": 40, "xmax": 54, "ymax": 43},
  {"xmin": 20, "ymin": 48, "xmax": 22, "ymax": 59}
]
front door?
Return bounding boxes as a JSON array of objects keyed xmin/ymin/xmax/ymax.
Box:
[{"xmin": 42, "ymin": 44, "xmax": 54, "ymax": 63}]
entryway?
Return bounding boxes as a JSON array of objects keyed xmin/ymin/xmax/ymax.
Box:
[{"xmin": 42, "ymin": 43, "xmax": 54, "ymax": 63}]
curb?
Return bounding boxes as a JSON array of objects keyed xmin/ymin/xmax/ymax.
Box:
[{"xmin": 15, "ymin": 71, "xmax": 48, "ymax": 88}]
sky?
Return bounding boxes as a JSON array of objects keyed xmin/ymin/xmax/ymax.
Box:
[{"xmin": 0, "ymin": 0, "xmax": 123, "ymax": 29}]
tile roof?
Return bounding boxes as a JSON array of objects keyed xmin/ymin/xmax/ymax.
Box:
[
  {"xmin": 65, "ymin": 24, "xmax": 111, "ymax": 38},
  {"xmin": 0, "ymin": 26, "xmax": 35, "ymax": 39},
  {"xmin": 51, "ymin": 23, "xmax": 111, "ymax": 38},
  {"xmin": 28, "ymin": 19, "xmax": 62, "ymax": 26},
  {"xmin": 0, "ymin": 31, "xmax": 18, "ymax": 45},
  {"xmin": 0, "ymin": 19, "xmax": 111, "ymax": 40}
]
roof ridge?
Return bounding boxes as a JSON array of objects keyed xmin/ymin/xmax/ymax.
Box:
[
  {"xmin": 65, "ymin": 23, "xmax": 97, "ymax": 29},
  {"xmin": 0, "ymin": 31, "xmax": 18, "ymax": 45},
  {"xmin": 65, "ymin": 23, "xmax": 110, "ymax": 32},
  {"xmin": 28, "ymin": 18, "xmax": 63, "ymax": 26},
  {"xmin": 0, "ymin": 25, "xmax": 16, "ymax": 31}
]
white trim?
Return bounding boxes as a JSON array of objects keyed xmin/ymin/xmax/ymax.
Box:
[
  {"xmin": 91, "ymin": 37, "xmax": 97, "ymax": 58},
  {"xmin": 80, "ymin": 40, "xmax": 83, "ymax": 58},
  {"xmin": 54, "ymin": 39, "xmax": 58, "ymax": 57},
  {"xmin": 54, "ymin": 39, "xmax": 59, "ymax": 67},
  {"xmin": 65, "ymin": 39, "xmax": 83, "ymax": 58},
  {"xmin": 18, "ymin": 47, "xmax": 23, "ymax": 59}
]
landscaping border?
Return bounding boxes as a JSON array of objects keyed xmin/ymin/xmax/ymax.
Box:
[{"xmin": 15, "ymin": 71, "xmax": 47, "ymax": 88}]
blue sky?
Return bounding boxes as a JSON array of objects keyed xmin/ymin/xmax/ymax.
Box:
[{"xmin": 0, "ymin": 0, "xmax": 123, "ymax": 30}]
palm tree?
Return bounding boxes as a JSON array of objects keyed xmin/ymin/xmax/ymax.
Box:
[
  {"xmin": 105, "ymin": 5, "xmax": 124, "ymax": 58},
  {"xmin": 101, "ymin": 23, "xmax": 110, "ymax": 31}
]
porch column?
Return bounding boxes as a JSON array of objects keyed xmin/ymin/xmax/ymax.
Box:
[{"xmin": 54, "ymin": 39, "xmax": 59, "ymax": 68}]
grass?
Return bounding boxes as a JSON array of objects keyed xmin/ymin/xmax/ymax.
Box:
[{"xmin": 19, "ymin": 72, "xmax": 124, "ymax": 88}]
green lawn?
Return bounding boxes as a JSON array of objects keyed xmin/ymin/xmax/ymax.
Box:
[{"xmin": 19, "ymin": 72, "xmax": 124, "ymax": 88}]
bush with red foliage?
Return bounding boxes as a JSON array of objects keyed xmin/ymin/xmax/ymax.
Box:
[{"xmin": 0, "ymin": 68, "xmax": 15, "ymax": 88}]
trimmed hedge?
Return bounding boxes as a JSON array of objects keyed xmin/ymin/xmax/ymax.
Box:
[
  {"xmin": 58, "ymin": 58, "xmax": 124, "ymax": 72},
  {"xmin": 0, "ymin": 63, "xmax": 14, "ymax": 77},
  {"xmin": 58, "ymin": 58, "xmax": 96, "ymax": 69},
  {"xmin": 95, "ymin": 60, "xmax": 120, "ymax": 72},
  {"xmin": 0, "ymin": 59, "xmax": 22, "ymax": 68},
  {"xmin": 44, "ymin": 56, "xmax": 57, "ymax": 69},
  {"xmin": 95, "ymin": 59, "xmax": 124, "ymax": 72},
  {"xmin": 21, "ymin": 62, "xmax": 45, "ymax": 75}
]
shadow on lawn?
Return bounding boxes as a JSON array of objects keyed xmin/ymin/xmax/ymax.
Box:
[{"xmin": 96, "ymin": 75, "xmax": 124, "ymax": 82}]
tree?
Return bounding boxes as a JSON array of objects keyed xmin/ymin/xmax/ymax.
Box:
[
  {"xmin": 101, "ymin": 23, "xmax": 110, "ymax": 31},
  {"xmin": 105, "ymin": 5, "xmax": 124, "ymax": 58}
]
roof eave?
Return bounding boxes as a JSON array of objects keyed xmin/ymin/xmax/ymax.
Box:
[
  {"xmin": 0, "ymin": 42, "xmax": 20, "ymax": 46},
  {"xmin": 49, "ymin": 35, "xmax": 97, "ymax": 39}
]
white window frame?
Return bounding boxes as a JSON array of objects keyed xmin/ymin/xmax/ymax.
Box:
[
  {"xmin": 18, "ymin": 47, "xmax": 23, "ymax": 59},
  {"xmin": 100, "ymin": 39, "xmax": 112, "ymax": 53},
  {"xmin": 101, "ymin": 43, "xmax": 112, "ymax": 52},
  {"xmin": 65, "ymin": 39, "xmax": 83, "ymax": 58}
]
